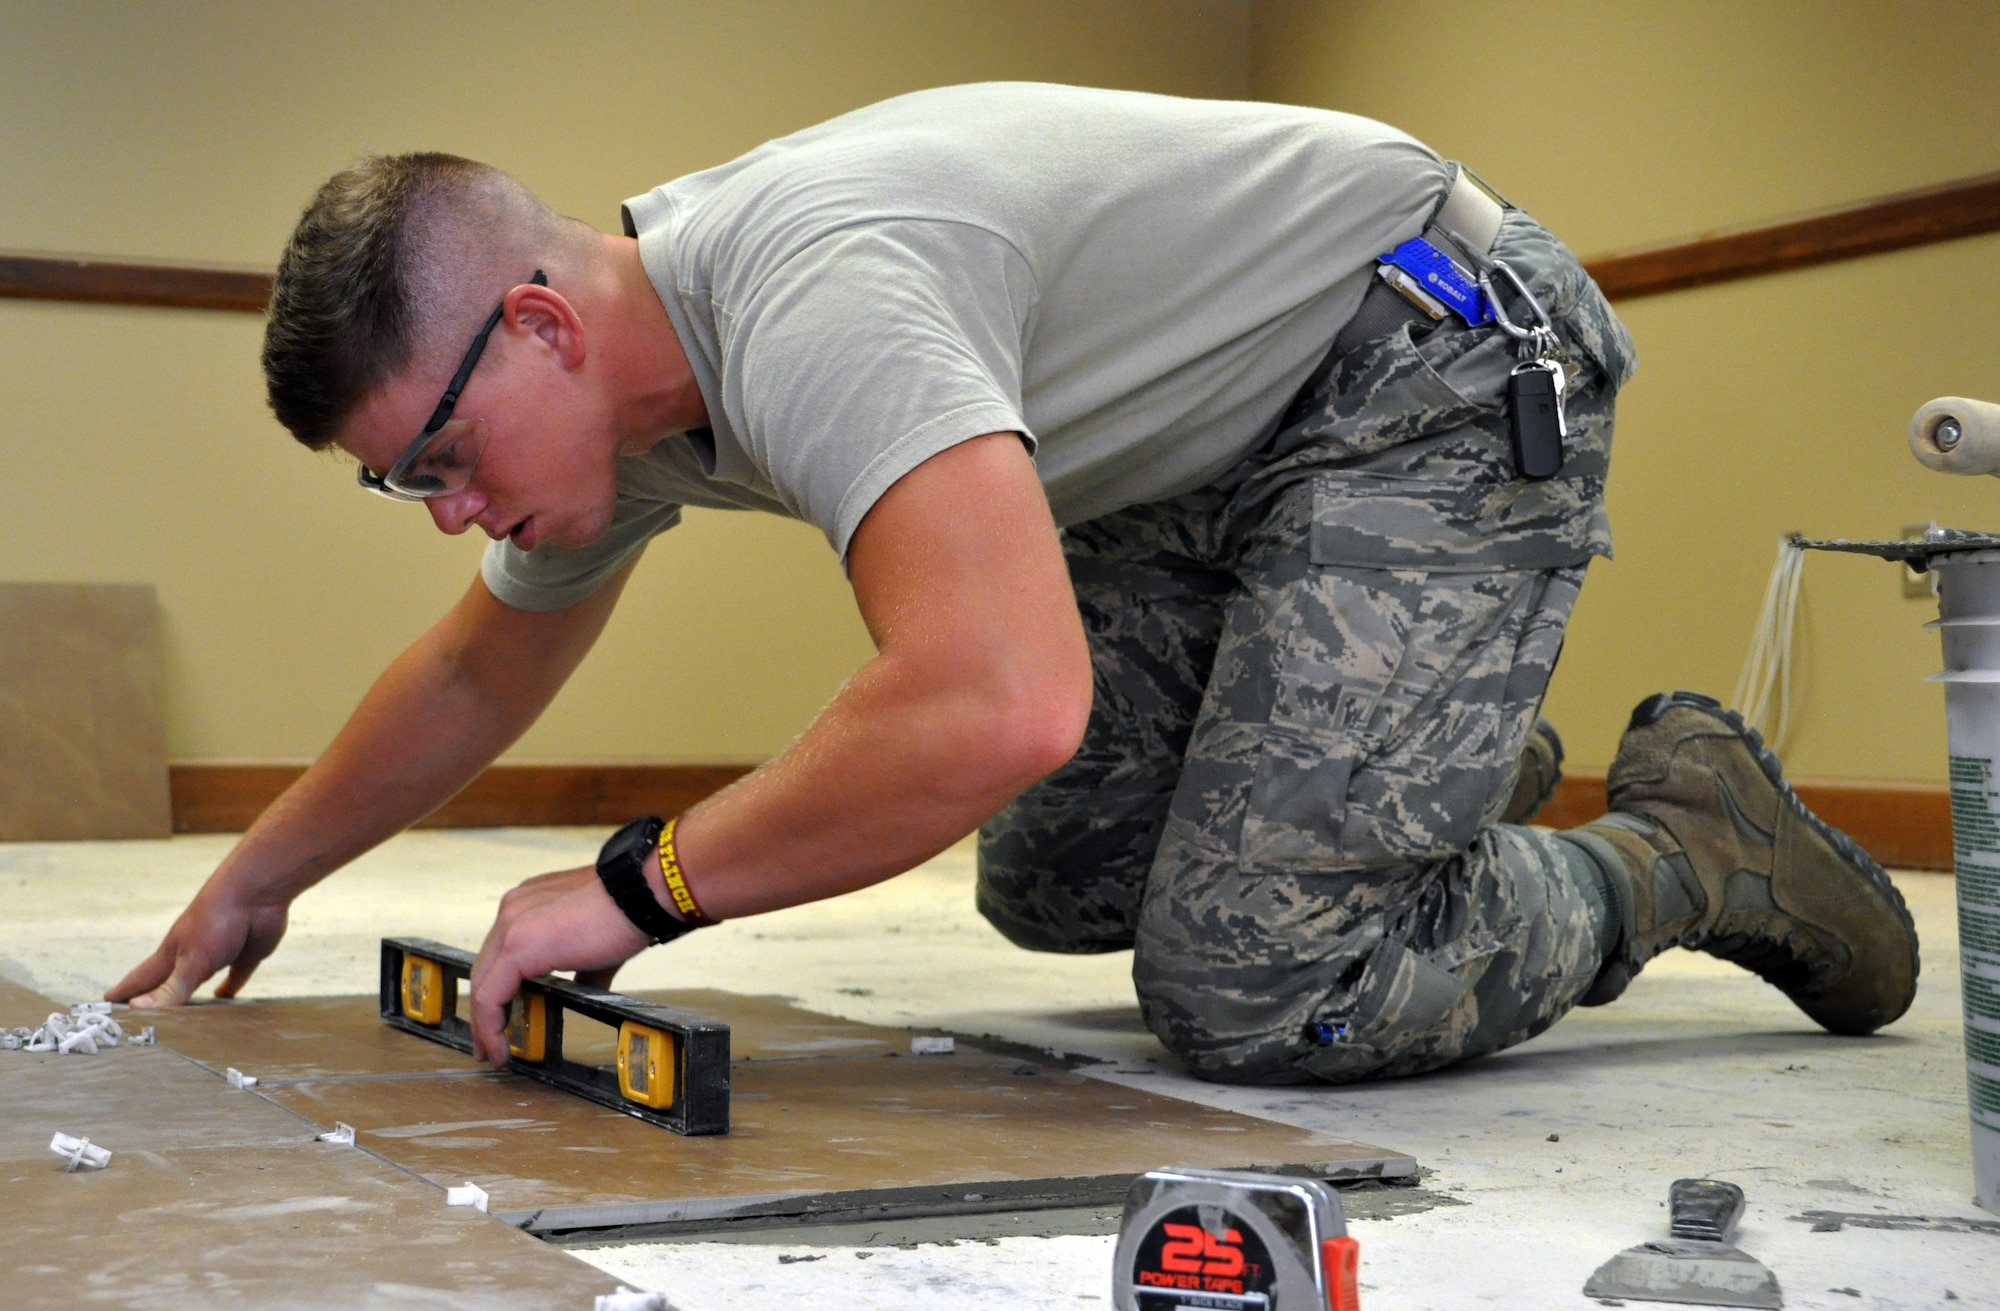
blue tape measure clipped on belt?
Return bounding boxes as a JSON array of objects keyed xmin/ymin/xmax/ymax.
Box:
[{"xmin": 1378, "ymin": 237, "xmax": 1493, "ymax": 326}]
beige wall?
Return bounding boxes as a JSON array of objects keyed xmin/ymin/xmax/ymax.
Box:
[
  {"xmin": 0, "ymin": 0, "xmax": 1249, "ymax": 763},
  {"xmin": 1252, "ymin": 0, "xmax": 2000, "ymax": 782},
  {"xmin": 7, "ymin": 0, "xmax": 1992, "ymax": 785}
]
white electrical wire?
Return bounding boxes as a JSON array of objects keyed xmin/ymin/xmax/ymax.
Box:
[{"xmin": 1732, "ymin": 536, "xmax": 1806, "ymax": 748}]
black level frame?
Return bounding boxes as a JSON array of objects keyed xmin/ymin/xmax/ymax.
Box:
[{"xmin": 378, "ymin": 937, "xmax": 731, "ymax": 1136}]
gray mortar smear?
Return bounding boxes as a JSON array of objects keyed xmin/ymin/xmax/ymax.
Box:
[{"xmin": 560, "ymin": 1177, "xmax": 1465, "ymax": 1249}]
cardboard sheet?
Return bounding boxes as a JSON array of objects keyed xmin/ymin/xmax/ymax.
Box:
[
  {"xmin": 0, "ymin": 582, "xmax": 171, "ymax": 840},
  {"xmin": 0, "ymin": 1042, "xmax": 617, "ymax": 1309},
  {"xmin": 144, "ymin": 989, "xmax": 1413, "ymax": 1237}
]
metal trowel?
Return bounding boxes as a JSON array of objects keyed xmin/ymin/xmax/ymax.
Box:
[{"xmin": 1584, "ymin": 1178, "xmax": 1782, "ymax": 1309}]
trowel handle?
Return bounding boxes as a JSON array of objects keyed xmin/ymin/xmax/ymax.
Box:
[{"xmin": 1668, "ymin": 1178, "xmax": 1746, "ymax": 1242}]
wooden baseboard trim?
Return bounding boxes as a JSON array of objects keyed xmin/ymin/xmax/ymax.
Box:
[
  {"xmin": 1583, "ymin": 170, "xmax": 2000, "ymax": 300},
  {"xmin": 9, "ymin": 172, "xmax": 2000, "ymax": 317},
  {"xmin": 168, "ymin": 763, "xmax": 756, "ymax": 834},
  {"xmin": 1536, "ymin": 773, "xmax": 1952, "ymax": 872},
  {"xmin": 0, "ymin": 250, "xmax": 272, "ymax": 312},
  {"xmin": 173, "ymin": 762, "xmax": 1953, "ymax": 871}
]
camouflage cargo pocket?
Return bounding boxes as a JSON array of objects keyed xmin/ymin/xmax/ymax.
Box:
[
  {"xmin": 1305, "ymin": 470, "xmax": 1606, "ymax": 573},
  {"xmin": 1237, "ymin": 566, "xmax": 1545, "ymax": 873},
  {"xmin": 1235, "ymin": 471, "xmax": 1587, "ymax": 874}
]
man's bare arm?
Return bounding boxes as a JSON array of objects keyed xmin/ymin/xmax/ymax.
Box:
[
  {"xmin": 465, "ymin": 431, "xmax": 1094, "ymax": 1058},
  {"xmin": 678, "ymin": 431, "xmax": 1094, "ymax": 912},
  {"xmin": 108, "ymin": 562, "xmax": 635, "ymax": 1007}
]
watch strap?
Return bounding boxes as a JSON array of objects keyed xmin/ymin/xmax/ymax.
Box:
[{"xmin": 596, "ymin": 815, "xmax": 693, "ymax": 945}]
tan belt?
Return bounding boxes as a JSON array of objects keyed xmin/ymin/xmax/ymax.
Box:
[{"xmin": 1431, "ymin": 164, "xmax": 1505, "ymax": 260}]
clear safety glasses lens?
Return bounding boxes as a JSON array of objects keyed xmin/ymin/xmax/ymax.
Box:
[{"xmin": 359, "ymin": 416, "xmax": 490, "ymax": 501}]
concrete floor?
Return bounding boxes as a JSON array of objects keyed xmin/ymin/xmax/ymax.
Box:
[{"xmin": 3, "ymin": 829, "xmax": 1994, "ymax": 1309}]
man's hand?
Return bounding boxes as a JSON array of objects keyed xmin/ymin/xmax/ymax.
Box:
[
  {"xmin": 467, "ymin": 865, "xmax": 651, "ymax": 1065},
  {"xmin": 103, "ymin": 567, "xmax": 634, "ymax": 1011},
  {"xmin": 107, "ymin": 875, "xmax": 291, "ymax": 1008}
]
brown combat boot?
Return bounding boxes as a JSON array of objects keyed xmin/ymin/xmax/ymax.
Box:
[
  {"xmin": 1501, "ymin": 716, "xmax": 1565, "ymax": 824},
  {"xmin": 1565, "ymin": 692, "xmax": 1919, "ymax": 1035}
]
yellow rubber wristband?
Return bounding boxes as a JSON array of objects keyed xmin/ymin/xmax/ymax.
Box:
[{"xmin": 657, "ymin": 816, "xmax": 716, "ymax": 927}]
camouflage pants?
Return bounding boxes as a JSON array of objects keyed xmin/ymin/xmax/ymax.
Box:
[{"xmin": 978, "ymin": 204, "xmax": 1639, "ymax": 1085}]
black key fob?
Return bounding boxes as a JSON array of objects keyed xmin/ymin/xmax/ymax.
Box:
[{"xmin": 1508, "ymin": 362, "xmax": 1566, "ymax": 480}]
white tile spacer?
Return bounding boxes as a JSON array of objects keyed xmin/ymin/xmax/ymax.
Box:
[
  {"xmin": 25, "ymin": 1013, "xmax": 68, "ymax": 1052},
  {"xmin": 134, "ymin": 1026, "xmax": 156, "ymax": 1046},
  {"xmin": 910, "ymin": 1035, "xmax": 955, "ymax": 1055},
  {"xmin": 49, "ymin": 1132, "xmax": 111, "ymax": 1172},
  {"xmin": 225, "ymin": 1067, "xmax": 258, "ymax": 1089},
  {"xmin": 594, "ymin": 1289, "xmax": 676, "ymax": 1311},
  {"xmin": 6, "ymin": 1008, "xmax": 138, "ymax": 1055},
  {"xmin": 317, "ymin": 1122, "xmax": 356, "ymax": 1146},
  {"xmin": 445, "ymin": 1182, "xmax": 490, "ymax": 1213},
  {"xmin": 57, "ymin": 1019, "xmax": 112, "ymax": 1055}
]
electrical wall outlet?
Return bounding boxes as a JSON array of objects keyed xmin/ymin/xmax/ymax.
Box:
[{"xmin": 1902, "ymin": 522, "xmax": 1938, "ymax": 599}]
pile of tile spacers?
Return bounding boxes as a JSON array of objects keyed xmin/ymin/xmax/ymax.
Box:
[{"xmin": 0, "ymin": 1001, "xmax": 154, "ymax": 1054}]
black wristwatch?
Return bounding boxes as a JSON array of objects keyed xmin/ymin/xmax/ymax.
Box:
[{"xmin": 596, "ymin": 816, "xmax": 695, "ymax": 945}]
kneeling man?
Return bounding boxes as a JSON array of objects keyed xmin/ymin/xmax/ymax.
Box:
[{"xmin": 113, "ymin": 84, "xmax": 1918, "ymax": 1085}]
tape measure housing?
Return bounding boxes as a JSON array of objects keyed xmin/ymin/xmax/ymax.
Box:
[{"xmin": 1112, "ymin": 1167, "xmax": 1356, "ymax": 1311}]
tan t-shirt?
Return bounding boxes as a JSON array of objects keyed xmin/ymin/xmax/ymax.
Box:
[{"xmin": 483, "ymin": 82, "xmax": 1445, "ymax": 610}]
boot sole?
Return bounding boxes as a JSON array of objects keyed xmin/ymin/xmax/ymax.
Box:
[{"xmin": 1626, "ymin": 691, "xmax": 1921, "ymax": 1025}]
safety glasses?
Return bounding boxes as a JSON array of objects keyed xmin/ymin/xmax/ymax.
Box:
[{"xmin": 358, "ymin": 270, "xmax": 547, "ymax": 501}]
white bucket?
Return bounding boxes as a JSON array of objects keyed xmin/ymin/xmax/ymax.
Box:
[{"xmin": 1928, "ymin": 550, "xmax": 2000, "ymax": 1212}]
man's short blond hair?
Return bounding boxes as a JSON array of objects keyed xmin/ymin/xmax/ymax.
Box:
[{"xmin": 262, "ymin": 153, "xmax": 575, "ymax": 450}]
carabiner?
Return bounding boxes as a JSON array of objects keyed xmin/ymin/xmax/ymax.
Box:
[{"xmin": 1478, "ymin": 259, "xmax": 1555, "ymax": 344}]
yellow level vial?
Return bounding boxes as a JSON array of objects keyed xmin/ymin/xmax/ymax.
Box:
[
  {"xmin": 507, "ymin": 990, "xmax": 548, "ymax": 1062},
  {"xmin": 400, "ymin": 955, "xmax": 444, "ymax": 1025},
  {"xmin": 617, "ymin": 1021, "xmax": 677, "ymax": 1109}
]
